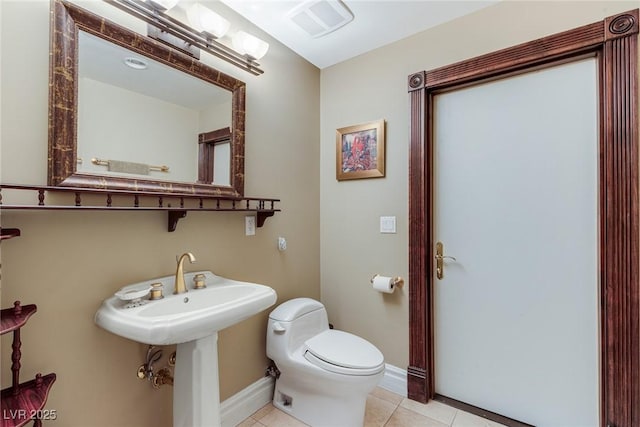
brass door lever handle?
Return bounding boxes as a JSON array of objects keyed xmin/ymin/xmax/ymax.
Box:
[
  {"xmin": 435, "ymin": 242, "xmax": 456, "ymax": 279},
  {"xmin": 434, "ymin": 254, "xmax": 457, "ymax": 261}
]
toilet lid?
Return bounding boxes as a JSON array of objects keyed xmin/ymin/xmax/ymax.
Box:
[{"xmin": 304, "ymin": 330, "xmax": 384, "ymax": 375}]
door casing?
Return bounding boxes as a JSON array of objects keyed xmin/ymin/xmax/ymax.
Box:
[{"xmin": 407, "ymin": 10, "xmax": 639, "ymax": 427}]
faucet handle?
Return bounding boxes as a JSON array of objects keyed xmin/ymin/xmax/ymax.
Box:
[
  {"xmin": 193, "ymin": 273, "xmax": 206, "ymax": 289},
  {"xmin": 149, "ymin": 283, "xmax": 164, "ymax": 300}
]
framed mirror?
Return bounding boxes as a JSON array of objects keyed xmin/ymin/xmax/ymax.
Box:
[{"xmin": 49, "ymin": 0, "xmax": 246, "ymax": 197}]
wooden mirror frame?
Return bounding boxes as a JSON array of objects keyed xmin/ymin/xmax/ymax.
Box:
[
  {"xmin": 48, "ymin": 0, "xmax": 246, "ymax": 197},
  {"xmin": 407, "ymin": 9, "xmax": 638, "ymax": 426}
]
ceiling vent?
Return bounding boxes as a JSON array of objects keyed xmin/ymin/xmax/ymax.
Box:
[{"xmin": 287, "ymin": 0, "xmax": 354, "ymax": 38}]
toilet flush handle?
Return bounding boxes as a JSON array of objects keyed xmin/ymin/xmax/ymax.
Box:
[{"xmin": 272, "ymin": 322, "xmax": 286, "ymax": 333}]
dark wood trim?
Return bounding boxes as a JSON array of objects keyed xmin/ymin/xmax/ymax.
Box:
[
  {"xmin": 601, "ymin": 11, "xmax": 639, "ymax": 427},
  {"xmin": 198, "ymin": 127, "xmax": 232, "ymax": 184},
  {"xmin": 0, "ymin": 184, "xmax": 280, "ymax": 232},
  {"xmin": 48, "ymin": 0, "xmax": 246, "ymax": 197},
  {"xmin": 408, "ymin": 9, "xmax": 639, "ymax": 426},
  {"xmin": 407, "ymin": 71, "xmax": 432, "ymax": 403},
  {"xmin": 434, "ymin": 395, "xmax": 534, "ymax": 427},
  {"xmin": 424, "ymin": 20, "xmax": 604, "ymax": 90},
  {"xmin": 199, "ymin": 127, "xmax": 232, "ymax": 144}
]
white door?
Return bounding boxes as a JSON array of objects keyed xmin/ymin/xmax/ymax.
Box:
[{"xmin": 433, "ymin": 58, "xmax": 599, "ymax": 426}]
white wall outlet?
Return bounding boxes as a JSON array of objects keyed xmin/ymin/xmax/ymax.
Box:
[
  {"xmin": 380, "ymin": 216, "xmax": 397, "ymax": 233},
  {"xmin": 277, "ymin": 237, "xmax": 287, "ymax": 251},
  {"xmin": 245, "ymin": 215, "xmax": 256, "ymax": 236}
]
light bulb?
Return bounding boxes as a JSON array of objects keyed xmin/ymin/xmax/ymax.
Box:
[
  {"xmin": 232, "ymin": 31, "xmax": 269, "ymax": 60},
  {"xmin": 186, "ymin": 3, "xmax": 230, "ymax": 39}
]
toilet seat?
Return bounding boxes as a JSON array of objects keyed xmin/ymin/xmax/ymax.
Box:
[{"xmin": 303, "ymin": 330, "xmax": 384, "ymax": 376}]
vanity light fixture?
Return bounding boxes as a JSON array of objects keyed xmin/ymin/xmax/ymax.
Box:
[
  {"xmin": 105, "ymin": 0, "xmax": 267, "ymax": 75},
  {"xmin": 186, "ymin": 4, "xmax": 230, "ymax": 39},
  {"xmin": 146, "ymin": 0, "xmax": 179, "ymax": 11}
]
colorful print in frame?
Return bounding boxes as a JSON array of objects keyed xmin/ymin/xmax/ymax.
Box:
[{"xmin": 336, "ymin": 119, "xmax": 385, "ymax": 181}]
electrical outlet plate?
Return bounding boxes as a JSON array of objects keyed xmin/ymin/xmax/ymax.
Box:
[
  {"xmin": 245, "ymin": 216, "xmax": 256, "ymax": 236},
  {"xmin": 277, "ymin": 237, "xmax": 287, "ymax": 251}
]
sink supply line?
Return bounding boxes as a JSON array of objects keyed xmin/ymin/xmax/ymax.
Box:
[{"xmin": 137, "ymin": 345, "xmax": 176, "ymax": 389}]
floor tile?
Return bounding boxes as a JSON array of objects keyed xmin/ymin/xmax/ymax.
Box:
[
  {"xmin": 258, "ymin": 406, "xmax": 309, "ymax": 427},
  {"xmin": 370, "ymin": 387, "xmax": 404, "ymax": 406},
  {"xmin": 384, "ymin": 406, "xmax": 449, "ymax": 427},
  {"xmin": 235, "ymin": 418, "xmax": 259, "ymax": 427},
  {"xmin": 364, "ymin": 395, "xmax": 397, "ymax": 427},
  {"xmin": 238, "ymin": 389, "xmax": 478, "ymax": 427},
  {"xmin": 250, "ymin": 403, "xmax": 275, "ymax": 421},
  {"xmin": 452, "ymin": 410, "xmax": 508, "ymax": 427},
  {"xmin": 399, "ymin": 398, "xmax": 458, "ymax": 425}
]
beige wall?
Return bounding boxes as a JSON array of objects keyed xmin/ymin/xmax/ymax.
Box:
[
  {"xmin": 0, "ymin": 1, "xmax": 319, "ymax": 426},
  {"xmin": 319, "ymin": 0, "xmax": 638, "ymax": 370},
  {"xmin": 2, "ymin": 0, "xmax": 638, "ymax": 425}
]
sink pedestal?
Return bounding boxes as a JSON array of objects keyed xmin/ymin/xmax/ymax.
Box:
[{"xmin": 174, "ymin": 333, "xmax": 220, "ymax": 427}]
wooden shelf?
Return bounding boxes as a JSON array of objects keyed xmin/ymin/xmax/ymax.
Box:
[
  {"xmin": 1, "ymin": 374, "xmax": 56, "ymax": 427},
  {"xmin": 1, "ymin": 303, "xmax": 37, "ymax": 336},
  {"xmin": 0, "ymin": 184, "xmax": 280, "ymax": 232},
  {"xmin": 1, "ymin": 302, "xmax": 56, "ymax": 427}
]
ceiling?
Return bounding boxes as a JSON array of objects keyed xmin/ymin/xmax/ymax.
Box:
[
  {"xmin": 79, "ymin": 31, "xmax": 230, "ymax": 110},
  {"xmin": 218, "ymin": 0, "xmax": 501, "ymax": 69}
]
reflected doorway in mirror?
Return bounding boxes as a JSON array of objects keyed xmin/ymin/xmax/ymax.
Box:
[{"xmin": 198, "ymin": 127, "xmax": 231, "ymax": 186}]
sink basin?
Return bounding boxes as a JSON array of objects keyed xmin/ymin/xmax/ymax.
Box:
[
  {"xmin": 95, "ymin": 271, "xmax": 277, "ymax": 345},
  {"xmin": 95, "ymin": 269, "xmax": 277, "ymax": 427}
]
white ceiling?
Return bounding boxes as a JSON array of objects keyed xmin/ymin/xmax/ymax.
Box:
[{"xmin": 218, "ymin": 0, "xmax": 501, "ymax": 69}]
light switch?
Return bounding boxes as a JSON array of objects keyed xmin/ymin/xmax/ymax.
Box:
[{"xmin": 380, "ymin": 216, "xmax": 396, "ymax": 233}]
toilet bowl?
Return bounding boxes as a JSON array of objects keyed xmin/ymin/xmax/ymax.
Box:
[{"xmin": 266, "ymin": 298, "xmax": 385, "ymax": 427}]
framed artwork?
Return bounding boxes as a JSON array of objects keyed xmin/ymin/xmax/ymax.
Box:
[{"xmin": 336, "ymin": 119, "xmax": 385, "ymax": 181}]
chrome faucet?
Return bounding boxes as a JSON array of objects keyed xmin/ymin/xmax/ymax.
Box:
[{"xmin": 174, "ymin": 252, "xmax": 196, "ymax": 294}]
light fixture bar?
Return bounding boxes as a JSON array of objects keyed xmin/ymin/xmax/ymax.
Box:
[{"xmin": 104, "ymin": 0, "xmax": 264, "ymax": 75}]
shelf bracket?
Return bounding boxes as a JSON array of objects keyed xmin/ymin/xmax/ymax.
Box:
[
  {"xmin": 257, "ymin": 210, "xmax": 275, "ymax": 228},
  {"xmin": 168, "ymin": 210, "xmax": 187, "ymax": 232}
]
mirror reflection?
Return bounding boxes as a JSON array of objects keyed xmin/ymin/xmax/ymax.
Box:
[
  {"xmin": 77, "ymin": 31, "xmax": 232, "ymax": 185},
  {"xmin": 49, "ymin": 0, "xmax": 246, "ymax": 197}
]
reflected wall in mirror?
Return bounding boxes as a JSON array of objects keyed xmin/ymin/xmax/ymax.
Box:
[{"xmin": 49, "ymin": 0, "xmax": 245, "ymax": 197}]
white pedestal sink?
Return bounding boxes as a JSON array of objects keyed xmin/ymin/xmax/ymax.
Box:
[
  {"xmin": 174, "ymin": 334, "xmax": 219, "ymax": 426},
  {"xmin": 95, "ymin": 271, "xmax": 277, "ymax": 427}
]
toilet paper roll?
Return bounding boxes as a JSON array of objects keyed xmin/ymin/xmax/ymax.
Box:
[{"xmin": 372, "ymin": 275, "xmax": 395, "ymax": 294}]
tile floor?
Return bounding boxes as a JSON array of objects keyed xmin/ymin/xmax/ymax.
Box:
[{"xmin": 236, "ymin": 387, "xmax": 507, "ymax": 427}]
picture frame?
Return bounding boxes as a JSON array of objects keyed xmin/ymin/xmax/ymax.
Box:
[{"xmin": 336, "ymin": 119, "xmax": 386, "ymax": 181}]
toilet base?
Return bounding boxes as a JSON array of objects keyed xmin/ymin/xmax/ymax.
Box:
[{"xmin": 272, "ymin": 369, "xmax": 381, "ymax": 427}]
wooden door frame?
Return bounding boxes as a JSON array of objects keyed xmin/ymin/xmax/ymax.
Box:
[{"xmin": 407, "ymin": 10, "xmax": 639, "ymax": 427}]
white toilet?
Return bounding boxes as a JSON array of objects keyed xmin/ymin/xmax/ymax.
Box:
[{"xmin": 266, "ymin": 298, "xmax": 385, "ymax": 427}]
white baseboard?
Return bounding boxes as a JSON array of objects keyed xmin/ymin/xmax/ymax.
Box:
[
  {"xmin": 379, "ymin": 364, "xmax": 407, "ymax": 397},
  {"xmin": 220, "ymin": 376, "xmax": 274, "ymax": 427},
  {"xmin": 219, "ymin": 364, "xmax": 407, "ymax": 426}
]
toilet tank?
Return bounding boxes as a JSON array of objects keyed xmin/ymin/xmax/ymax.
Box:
[{"xmin": 267, "ymin": 298, "xmax": 329, "ymax": 359}]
